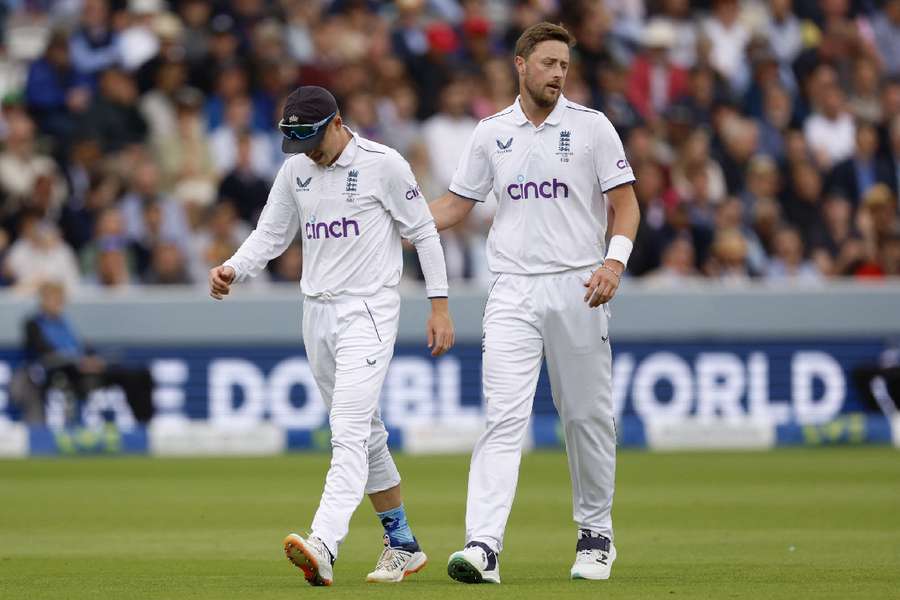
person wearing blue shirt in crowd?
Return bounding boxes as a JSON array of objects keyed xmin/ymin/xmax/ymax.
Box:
[{"xmin": 22, "ymin": 281, "xmax": 154, "ymax": 424}]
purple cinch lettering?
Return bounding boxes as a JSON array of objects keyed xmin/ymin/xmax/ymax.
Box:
[
  {"xmin": 329, "ymin": 221, "xmax": 342, "ymax": 237},
  {"xmin": 553, "ymin": 178, "xmax": 569, "ymax": 198},
  {"xmin": 343, "ymin": 217, "xmax": 360, "ymax": 237},
  {"xmin": 315, "ymin": 222, "xmax": 329, "ymax": 239},
  {"xmin": 305, "ymin": 222, "xmax": 313, "ymax": 239},
  {"xmin": 508, "ymin": 183, "xmax": 521, "ymax": 200},
  {"xmin": 539, "ymin": 181, "xmax": 552, "ymax": 198},
  {"xmin": 523, "ymin": 181, "xmax": 538, "ymax": 199}
]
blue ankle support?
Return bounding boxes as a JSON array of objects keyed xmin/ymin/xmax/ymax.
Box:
[{"xmin": 377, "ymin": 504, "xmax": 415, "ymax": 548}]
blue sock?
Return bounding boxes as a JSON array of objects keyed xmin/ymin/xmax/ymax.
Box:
[{"xmin": 377, "ymin": 504, "xmax": 416, "ymax": 548}]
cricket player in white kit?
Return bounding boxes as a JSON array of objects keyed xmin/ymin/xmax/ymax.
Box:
[
  {"xmin": 429, "ymin": 23, "xmax": 641, "ymax": 583},
  {"xmin": 208, "ymin": 86, "xmax": 454, "ymax": 586}
]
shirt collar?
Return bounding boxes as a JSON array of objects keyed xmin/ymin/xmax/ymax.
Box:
[
  {"xmin": 332, "ymin": 126, "xmax": 358, "ymax": 168},
  {"xmin": 511, "ymin": 94, "xmax": 568, "ymax": 128}
]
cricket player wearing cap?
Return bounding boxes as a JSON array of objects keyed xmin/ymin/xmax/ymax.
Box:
[
  {"xmin": 208, "ymin": 86, "xmax": 454, "ymax": 586},
  {"xmin": 428, "ymin": 23, "xmax": 641, "ymax": 583}
]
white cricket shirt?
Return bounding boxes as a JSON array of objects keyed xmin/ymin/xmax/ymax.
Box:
[
  {"xmin": 225, "ymin": 129, "xmax": 448, "ymax": 298},
  {"xmin": 449, "ymin": 94, "xmax": 635, "ymax": 275}
]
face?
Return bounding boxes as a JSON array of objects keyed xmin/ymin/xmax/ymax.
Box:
[
  {"xmin": 40, "ymin": 285, "xmax": 65, "ymax": 316},
  {"xmin": 304, "ymin": 116, "xmax": 346, "ymax": 166},
  {"xmin": 516, "ymin": 40, "xmax": 569, "ymax": 108}
]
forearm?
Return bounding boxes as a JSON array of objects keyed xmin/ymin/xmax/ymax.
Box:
[
  {"xmin": 605, "ymin": 184, "xmax": 640, "ymax": 272},
  {"xmin": 429, "ymin": 192, "xmax": 474, "ymax": 231},
  {"xmin": 411, "ymin": 228, "xmax": 449, "ymax": 298}
]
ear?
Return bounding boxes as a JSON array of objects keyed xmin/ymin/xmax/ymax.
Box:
[
  {"xmin": 514, "ymin": 55, "xmax": 526, "ymax": 77},
  {"xmin": 332, "ymin": 114, "xmax": 343, "ymax": 129}
]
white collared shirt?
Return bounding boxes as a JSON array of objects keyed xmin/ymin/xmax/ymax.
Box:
[
  {"xmin": 225, "ymin": 129, "xmax": 448, "ymax": 298},
  {"xmin": 449, "ymin": 94, "xmax": 635, "ymax": 275}
]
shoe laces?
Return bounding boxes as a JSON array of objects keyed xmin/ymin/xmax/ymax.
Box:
[
  {"xmin": 577, "ymin": 548, "xmax": 606, "ymax": 562},
  {"xmin": 374, "ymin": 546, "xmax": 412, "ymax": 572}
]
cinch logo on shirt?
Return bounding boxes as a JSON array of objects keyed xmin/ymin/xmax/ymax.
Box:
[
  {"xmin": 506, "ymin": 178, "xmax": 570, "ymax": 200},
  {"xmin": 305, "ymin": 217, "xmax": 361, "ymax": 239}
]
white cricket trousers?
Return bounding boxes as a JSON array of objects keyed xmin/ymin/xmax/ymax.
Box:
[
  {"xmin": 466, "ymin": 268, "xmax": 616, "ymax": 552},
  {"xmin": 304, "ymin": 287, "xmax": 402, "ymax": 556}
]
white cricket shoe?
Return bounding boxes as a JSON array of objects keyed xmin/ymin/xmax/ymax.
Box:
[
  {"xmin": 283, "ymin": 533, "xmax": 334, "ymax": 586},
  {"xmin": 570, "ymin": 532, "xmax": 616, "ymax": 580},
  {"xmin": 365, "ymin": 536, "xmax": 428, "ymax": 583},
  {"xmin": 447, "ymin": 541, "xmax": 501, "ymax": 584}
]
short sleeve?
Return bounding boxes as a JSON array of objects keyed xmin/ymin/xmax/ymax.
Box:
[
  {"xmin": 379, "ymin": 150, "xmax": 435, "ymax": 239},
  {"xmin": 592, "ymin": 114, "xmax": 635, "ymax": 193},
  {"xmin": 448, "ymin": 122, "xmax": 492, "ymax": 202}
]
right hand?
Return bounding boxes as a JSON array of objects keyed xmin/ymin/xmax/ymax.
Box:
[{"xmin": 209, "ymin": 265, "xmax": 235, "ymax": 300}]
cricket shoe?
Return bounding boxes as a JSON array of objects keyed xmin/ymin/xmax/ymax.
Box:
[
  {"xmin": 447, "ymin": 541, "xmax": 500, "ymax": 584},
  {"xmin": 570, "ymin": 530, "xmax": 616, "ymax": 580},
  {"xmin": 283, "ymin": 533, "xmax": 334, "ymax": 586},
  {"xmin": 365, "ymin": 535, "xmax": 428, "ymax": 583}
]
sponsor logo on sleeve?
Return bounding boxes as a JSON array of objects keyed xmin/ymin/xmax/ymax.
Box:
[
  {"xmin": 405, "ymin": 185, "xmax": 421, "ymax": 200},
  {"xmin": 616, "ymin": 159, "xmax": 630, "ymax": 170}
]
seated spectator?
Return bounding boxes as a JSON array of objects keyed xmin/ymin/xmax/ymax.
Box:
[
  {"xmin": 217, "ymin": 132, "xmax": 272, "ymax": 226},
  {"xmin": 626, "ymin": 19, "xmax": 688, "ymax": 123},
  {"xmin": 24, "ymin": 30, "xmax": 92, "ymax": 145},
  {"xmin": 803, "ymin": 83, "xmax": 856, "ymax": 170},
  {"xmin": 704, "ymin": 228, "xmax": 752, "ymax": 284},
  {"xmin": 811, "ymin": 195, "xmax": 861, "ymax": 276},
  {"xmin": 94, "ymin": 244, "xmax": 134, "ymax": 289},
  {"xmin": 3, "ymin": 213, "xmax": 80, "ymax": 295},
  {"xmin": 143, "ymin": 241, "xmax": 191, "ymax": 284},
  {"xmin": 0, "ymin": 108, "xmax": 68, "ymax": 223},
  {"xmin": 643, "ymin": 236, "xmax": 699, "ymax": 286},
  {"xmin": 78, "ymin": 68, "xmax": 149, "ymax": 152},
  {"xmin": 22, "ymin": 281, "xmax": 154, "ymax": 424},
  {"xmin": 766, "ymin": 226, "xmax": 822, "ymax": 283},
  {"xmin": 153, "ymin": 87, "xmax": 215, "ymax": 191},
  {"xmin": 69, "ymin": 0, "xmax": 121, "ymax": 78},
  {"xmin": 782, "ymin": 160, "xmax": 826, "ymax": 245},
  {"xmin": 79, "ymin": 207, "xmax": 139, "ymax": 282},
  {"xmin": 826, "ymin": 121, "xmax": 894, "ymax": 205},
  {"xmin": 701, "ymin": 0, "xmax": 751, "ymax": 93},
  {"xmin": 208, "ymin": 95, "xmax": 275, "ymax": 179},
  {"xmin": 871, "ymin": 0, "xmax": 900, "ymax": 78}
]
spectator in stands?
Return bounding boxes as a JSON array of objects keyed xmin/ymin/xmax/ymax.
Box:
[
  {"xmin": 3, "ymin": 214, "xmax": 80, "ymax": 295},
  {"xmin": 270, "ymin": 241, "xmax": 302, "ymax": 283},
  {"xmin": 22, "ymin": 280, "xmax": 154, "ymax": 423},
  {"xmin": 143, "ymin": 241, "xmax": 191, "ymax": 285},
  {"xmin": 826, "ymin": 121, "xmax": 894, "ymax": 205},
  {"xmin": 153, "ymin": 87, "xmax": 215, "ymax": 192},
  {"xmin": 69, "ymin": 0, "xmax": 121, "ymax": 78},
  {"xmin": 811, "ymin": 195, "xmax": 860, "ymax": 276},
  {"xmin": 626, "ymin": 19, "xmax": 688, "ymax": 124},
  {"xmin": 765, "ymin": 0, "xmax": 805, "ymax": 67},
  {"xmin": 119, "ymin": 160, "xmax": 192, "ymax": 269},
  {"xmin": 783, "ymin": 160, "xmax": 826, "ymax": 244},
  {"xmin": 871, "ymin": 0, "xmax": 900, "ymax": 77},
  {"xmin": 702, "ymin": 0, "xmax": 751, "ymax": 93},
  {"xmin": 79, "ymin": 207, "xmax": 137, "ymax": 283},
  {"xmin": 705, "ymin": 228, "xmax": 752, "ymax": 284},
  {"xmin": 24, "ymin": 30, "xmax": 92, "ymax": 145},
  {"xmin": 803, "ymin": 82, "xmax": 856, "ymax": 170},
  {"xmin": 766, "ymin": 225, "xmax": 823, "ymax": 283},
  {"xmin": 209, "ymin": 94, "xmax": 274, "ymax": 179},
  {"xmin": 217, "ymin": 132, "xmax": 270, "ymax": 226},
  {"xmin": 0, "ymin": 108, "xmax": 67, "ymax": 224},
  {"xmin": 643, "ymin": 235, "xmax": 698, "ymax": 286},
  {"xmin": 79, "ymin": 68, "xmax": 148, "ymax": 152},
  {"xmin": 848, "ymin": 57, "xmax": 883, "ymax": 123},
  {"xmin": 139, "ymin": 59, "xmax": 188, "ymax": 143}
]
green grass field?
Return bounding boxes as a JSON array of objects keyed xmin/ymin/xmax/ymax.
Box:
[{"xmin": 1, "ymin": 448, "xmax": 898, "ymax": 599}]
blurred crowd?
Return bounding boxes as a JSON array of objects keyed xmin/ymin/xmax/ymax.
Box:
[{"xmin": 0, "ymin": 0, "xmax": 898, "ymax": 296}]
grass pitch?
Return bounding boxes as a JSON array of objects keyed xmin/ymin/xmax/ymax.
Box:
[{"xmin": 1, "ymin": 448, "xmax": 898, "ymax": 599}]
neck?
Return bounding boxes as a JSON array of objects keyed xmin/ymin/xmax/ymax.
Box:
[
  {"xmin": 328, "ymin": 128, "xmax": 353, "ymax": 166},
  {"xmin": 519, "ymin": 90, "xmax": 556, "ymax": 127}
]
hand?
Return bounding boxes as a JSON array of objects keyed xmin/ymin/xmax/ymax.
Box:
[
  {"xmin": 209, "ymin": 265, "xmax": 235, "ymax": 300},
  {"xmin": 426, "ymin": 299, "xmax": 455, "ymax": 357},
  {"xmin": 583, "ymin": 260, "xmax": 623, "ymax": 308}
]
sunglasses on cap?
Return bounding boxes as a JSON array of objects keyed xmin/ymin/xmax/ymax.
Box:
[{"xmin": 278, "ymin": 111, "xmax": 336, "ymax": 141}]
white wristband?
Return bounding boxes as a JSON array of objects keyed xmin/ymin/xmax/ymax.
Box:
[{"xmin": 605, "ymin": 235, "xmax": 633, "ymax": 268}]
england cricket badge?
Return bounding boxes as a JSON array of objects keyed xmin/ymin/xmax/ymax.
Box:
[
  {"xmin": 343, "ymin": 169, "xmax": 359, "ymax": 202},
  {"xmin": 556, "ymin": 130, "xmax": 573, "ymax": 163}
]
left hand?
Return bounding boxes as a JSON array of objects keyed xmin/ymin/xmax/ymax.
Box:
[
  {"xmin": 583, "ymin": 260, "xmax": 623, "ymax": 308},
  {"xmin": 426, "ymin": 304, "xmax": 455, "ymax": 357}
]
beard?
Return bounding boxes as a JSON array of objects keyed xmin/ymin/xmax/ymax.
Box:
[{"xmin": 523, "ymin": 75, "xmax": 561, "ymax": 108}]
